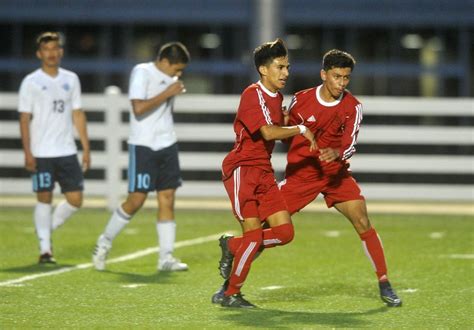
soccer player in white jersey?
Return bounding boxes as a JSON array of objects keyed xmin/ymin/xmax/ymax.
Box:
[
  {"xmin": 18, "ymin": 32, "xmax": 90, "ymax": 264},
  {"xmin": 93, "ymin": 42, "xmax": 190, "ymax": 272}
]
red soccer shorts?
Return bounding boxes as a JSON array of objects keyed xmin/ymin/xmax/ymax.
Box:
[
  {"xmin": 223, "ymin": 166, "xmax": 288, "ymax": 221},
  {"xmin": 279, "ymin": 170, "xmax": 364, "ymax": 214}
]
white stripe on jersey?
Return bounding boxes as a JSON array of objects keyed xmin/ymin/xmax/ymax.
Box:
[
  {"xmin": 342, "ymin": 103, "xmax": 363, "ymax": 160},
  {"xmin": 232, "ymin": 127, "xmax": 245, "ymax": 152},
  {"xmin": 233, "ymin": 167, "xmax": 243, "ymax": 220},
  {"xmin": 256, "ymin": 89, "xmax": 273, "ymax": 125},
  {"xmin": 235, "ymin": 241, "xmax": 257, "ymax": 276},
  {"xmin": 297, "ymin": 113, "xmax": 305, "ymax": 125},
  {"xmin": 288, "ymin": 95, "xmax": 297, "ymax": 112}
]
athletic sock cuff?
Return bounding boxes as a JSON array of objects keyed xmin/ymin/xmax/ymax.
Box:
[
  {"xmin": 37, "ymin": 201, "xmax": 52, "ymax": 208},
  {"xmin": 117, "ymin": 205, "xmax": 132, "ymax": 220},
  {"xmin": 63, "ymin": 201, "xmax": 79, "ymax": 212},
  {"xmin": 157, "ymin": 220, "xmax": 176, "ymax": 224},
  {"xmin": 359, "ymin": 227, "xmax": 376, "ymax": 240},
  {"xmin": 267, "ymin": 223, "xmax": 294, "ymax": 245},
  {"xmin": 272, "ymin": 223, "xmax": 294, "ymax": 234},
  {"xmin": 243, "ymin": 227, "xmax": 263, "ymax": 239}
]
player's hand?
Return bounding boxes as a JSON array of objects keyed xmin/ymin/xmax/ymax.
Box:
[
  {"xmin": 82, "ymin": 151, "xmax": 91, "ymax": 173},
  {"xmin": 318, "ymin": 147, "xmax": 339, "ymax": 162},
  {"xmin": 166, "ymin": 81, "xmax": 186, "ymax": 97},
  {"xmin": 302, "ymin": 129, "xmax": 318, "ymax": 152},
  {"xmin": 24, "ymin": 153, "xmax": 36, "ymax": 172}
]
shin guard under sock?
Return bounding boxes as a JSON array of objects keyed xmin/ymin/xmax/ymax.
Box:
[
  {"xmin": 225, "ymin": 228, "xmax": 263, "ymax": 296},
  {"xmin": 360, "ymin": 227, "xmax": 388, "ymax": 282}
]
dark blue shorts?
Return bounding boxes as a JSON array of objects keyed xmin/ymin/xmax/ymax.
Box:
[
  {"xmin": 127, "ymin": 143, "xmax": 182, "ymax": 193},
  {"xmin": 32, "ymin": 154, "xmax": 84, "ymax": 193}
]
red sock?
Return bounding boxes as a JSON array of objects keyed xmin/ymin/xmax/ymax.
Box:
[
  {"xmin": 262, "ymin": 223, "xmax": 294, "ymax": 248},
  {"xmin": 228, "ymin": 236, "xmax": 241, "ymax": 255},
  {"xmin": 228, "ymin": 223, "xmax": 294, "ymax": 252},
  {"xmin": 359, "ymin": 227, "xmax": 388, "ymax": 282},
  {"xmin": 225, "ymin": 228, "xmax": 263, "ymax": 296}
]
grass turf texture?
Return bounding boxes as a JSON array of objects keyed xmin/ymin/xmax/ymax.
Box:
[{"xmin": 0, "ymin": 207, "xmax": 472, "ymax": 328}]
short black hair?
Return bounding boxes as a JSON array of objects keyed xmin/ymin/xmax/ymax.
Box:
[
  {"xmin": 253, "ymin": 38, "xmax": 288, "ymax": 72},
  {"xmin": 322, "ymin": 49, "xmax": 356, "ymax": 71},
  {"xmin": 36, "ymin": 32, "xmax": 62, "ymax": 49},
  {"xmin": 158, "ymin": 42, "xmax": 190, "ymax": 64}
]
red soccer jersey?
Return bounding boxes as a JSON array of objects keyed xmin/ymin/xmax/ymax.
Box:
[
  {"xmin": 286, "ymin": 85, "xmax": 363, "ymax": 178},
  {"xmin": 222, "ymin": 81, "xmax": 284, "ymax": 180}
]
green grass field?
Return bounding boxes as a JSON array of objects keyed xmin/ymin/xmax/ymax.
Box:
[{"xmin": 0, "ymin": 206, "xmax": 473, "ymax": 328}]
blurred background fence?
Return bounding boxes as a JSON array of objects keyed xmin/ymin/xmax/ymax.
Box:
[
  {"xmin": 1, "ymin": 91, "xmax": 472, "ymax": 209},
  {"xmin": 0, "ymin": 0, "xmax": 473, "ymax": 207},
  {"xmin": 0, "ymin": 0, "xmax": 472, "ymax": 96}
]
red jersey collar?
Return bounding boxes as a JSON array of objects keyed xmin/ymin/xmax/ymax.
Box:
[{"xmin": 257, "ymin": 81, "xmax": 278, "ymax": 98}]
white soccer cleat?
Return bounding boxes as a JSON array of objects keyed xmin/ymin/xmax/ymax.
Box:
[
  {"xmin": 92, "ymin": 235, "xmax": 112, "ymax": 271},
  {"xmin": 158, "ymin": 256, "xmax": 188, "ymax": 272}
]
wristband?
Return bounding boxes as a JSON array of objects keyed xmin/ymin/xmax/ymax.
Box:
[{"xmin": 297, "ymin": 125, "xmax": 307, "ymax": 134}]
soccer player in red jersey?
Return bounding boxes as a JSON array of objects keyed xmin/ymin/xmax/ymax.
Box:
[
  {"xmin": 279, "ymin": 49, "xmax": 402, "ymax": 307},
  {"xmin": 214, "ymin": 38, "xmax": 316, "ymax": 308}
]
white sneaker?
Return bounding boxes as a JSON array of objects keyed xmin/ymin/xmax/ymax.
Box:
[
  {"xmin": 158, "ymin": 256, "xmax": 188, "ymax": 272},
  {"xmin": 92, "ymin": 235, "xmax": 112, "ymax": 271}
]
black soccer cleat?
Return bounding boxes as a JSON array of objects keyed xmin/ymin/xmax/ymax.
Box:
[
  {"xmin": 218, "ymin": 234, "xmax": 234, "ymax": 279},
  {"xmin": 211, "ymin": 280, "xmax": 229, "ymax": 304},
  {"xmin": 221, "ymin": 293, "xmax": 256, "ymax": 308},
  {"xmin": 38, "ymin": 253, "xmax": 57, "ymax": 264},
  {"xmin": 379, "ymin": 281, "xmax": 402, "ymax": 307}
]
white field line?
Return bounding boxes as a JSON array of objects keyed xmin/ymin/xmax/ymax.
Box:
[
  {"xmin": 446, "ymin": 254, "xmax": 474, "ymax": 259},
  {"xmin": 0, "ymin": 232, "xmax": 228, "ymax": 288}
]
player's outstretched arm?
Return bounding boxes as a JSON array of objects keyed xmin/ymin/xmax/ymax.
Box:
[{"xmin": 260, "ymin": 125, "xmax": 317, "ymax": 151}]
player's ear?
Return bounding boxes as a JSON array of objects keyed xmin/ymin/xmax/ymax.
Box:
[
  {"xmin": 258, "ymin": 65, "xmax": 268, "ymax": 77},
  {"xmin": 36, "ymin": 49, "xmax": 41, "ymax": 60},
  {"xmin": 320, "ymin": 69, "xmax": 327, "ymax": 82}
]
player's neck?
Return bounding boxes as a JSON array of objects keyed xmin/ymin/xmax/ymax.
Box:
[
  {"xmin": 259, "ymin": 80, "xmax": 278, "ymax": 93},
  {"xmin": 319, "ymin": 84, "xmax": 338, "ymax": 103},
  {"xmin": 41, "ymin": 65, "xmax": 59, "ymax": 77}
]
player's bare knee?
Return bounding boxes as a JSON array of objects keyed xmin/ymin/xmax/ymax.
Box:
[
  {"xmin": 37, "ymin": 192, "xmax": 52, "ymax": 204},
  {"xmin": 130, "ymin": 200, "xmax": 145, "ymax": 213},
  {"xmin": 64, "ymin": 191, "xmax": 83, "ymax": 208},
  {"xmin": 123, "ymin": 197, "xmax": 145, "ymax": 214},
  {"xmin": 353, "ymin": 217, "xmax": 371, "ymax": 233},
  {"xmin": 158, "ymin": 191, "xmax": 175, "ymax": 207}
]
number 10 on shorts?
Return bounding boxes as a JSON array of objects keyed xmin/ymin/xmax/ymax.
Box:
[{"xmin": 137, "ymin": 173, "xmax": 150, "ymax": 189}]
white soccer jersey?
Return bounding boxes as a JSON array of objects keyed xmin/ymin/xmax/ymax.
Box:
[
  {"xmin": 128, "ymin": 62, "xmax": 178, "ymax": 151},
  {"xmin": 18, "ymin": 68, "xmax": 82, "ymax": 158}
]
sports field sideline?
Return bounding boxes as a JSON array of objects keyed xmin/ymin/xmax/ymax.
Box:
[{"xmin": 1, "ymin": 195, "xmax": 472, "ymax": 215}]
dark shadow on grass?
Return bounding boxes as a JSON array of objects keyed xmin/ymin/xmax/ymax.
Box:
[
  {"xmin": 219, "ymin": 306, "xmax": 388, "ymax": 328},
  {"xmin": 1, "ymin": 263, "xmax": 75, "ymax": 274},
  {"xmin": 101, "ymin": 269, "xmax": 179, "ymax": 284},
  {"xmin": 258, "ymin": 282, "xmax": 379, "ymax": 303}
]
